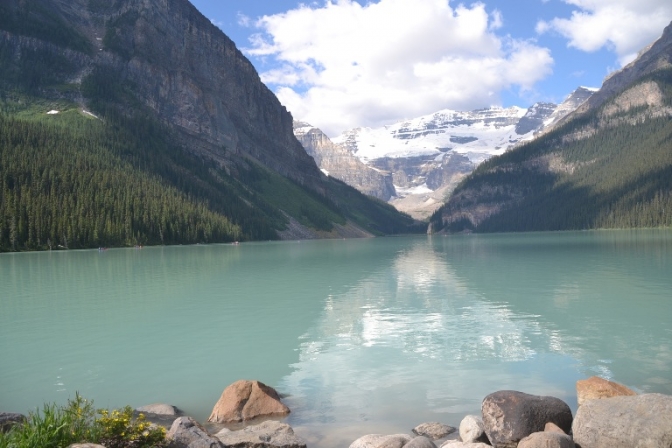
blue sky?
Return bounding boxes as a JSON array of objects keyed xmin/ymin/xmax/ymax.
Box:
[{"xmin": 191, "ymin": 0, "xmax": 672, "ymax": 137}]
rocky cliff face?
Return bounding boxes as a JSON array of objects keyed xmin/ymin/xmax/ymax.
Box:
[
  {"xmin": 293, "ymin": 121, "xmax": 395, "ymax": 200},
  {"xmin": 1, "ymin": 0, "xmax": 322, "ymax": 186}
]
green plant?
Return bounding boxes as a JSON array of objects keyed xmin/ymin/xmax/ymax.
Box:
[
  {"xmin": 0, "ymin": 393, "xmax": 98, "ymax": 448},
  {"xmin": 0, "ymin": 395, "xmax": 168, "ymax": 448}
]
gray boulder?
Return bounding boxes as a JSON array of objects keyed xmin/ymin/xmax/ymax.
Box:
[
  {"xmin": 517, "ymin": 432, "xmax": 574, "ymax": 448},
  {"xmin": 481, "ymin": 390, "xmax": 573, "ymax": 448},
  {"xmin": 215, "ymin": 420, "xmax": 306, "ymax": 448},
  {"xmin": 413, "ymin": 422, "xmax": 456, "ymax": 440},
  {"xmin": 544, "ymin": 422, "xmax": 566, "ymax": 434},
  {"xmin": 440, "ymin": 442, "xmax": 490, "ymax": 448},
  {"xmin": 136, "ymin": 403, "xmax": 178, "ymax": 416},
  {"xmin": 405, "ymin": 436, "xmax": 438, "ymax": 448},
  {"xmin": 349, "ymin": 434, "xmax": 413, "ymax": 448},
  {"xmin": 458, "ymin": 415, "xmax": 487, "ymax": 444},
  {"xmin": 0, "ymin": 412, "xmax": 26, "ymax": 432},
  {"xmin": 572, "ymin": 393, "xmax": 672, "ymax": 448},
  {"xmin": 167, "ymin": 416, "xmax": 223, "ymax": 448}
]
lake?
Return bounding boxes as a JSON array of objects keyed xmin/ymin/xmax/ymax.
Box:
[{"xmin": 1, "ymin": 230, "xmax": 671, "ymax": 446}]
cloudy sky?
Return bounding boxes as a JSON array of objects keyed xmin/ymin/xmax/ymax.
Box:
[{"xmin": 191, "ymin": 0, "xmax": 672, "ymax": 137}]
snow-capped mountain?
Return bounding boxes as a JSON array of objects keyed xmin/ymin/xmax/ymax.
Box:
[
  {"xmin": 294, "ymin": 88, "xmax": 594, "ymax": 219},
  {"xmin": 334, "ymin": 106, "xmax": 534, "ymax": 165}
]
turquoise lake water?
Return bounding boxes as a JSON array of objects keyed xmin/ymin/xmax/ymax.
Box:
[{"xmin": 1, "ymin": 230, "xmax": 671, "ymax": 446}]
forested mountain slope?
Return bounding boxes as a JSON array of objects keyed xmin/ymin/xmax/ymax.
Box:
[
  {"xmin": 0, "ymin": 0, "xmax": 419, "ymax": 251},
  {"xmin": 429, "ymin": 22, "xmax": 672, "ymax": 233}
]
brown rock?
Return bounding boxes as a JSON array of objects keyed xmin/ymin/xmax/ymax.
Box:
[
  {"xmin": 481, "ymin": 390, "xmax": 573, "ymax": 448},
  {"xmin": 208, "ymin": 380, "xmax": 290, "ymax": 423},
  {"xmin": 575, "ymin": 376, "xmax": 636, "ymax": 406}
]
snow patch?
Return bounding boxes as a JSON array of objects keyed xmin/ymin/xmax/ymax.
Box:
[
  {"xmin": 395, "ymin": 183, "xmax": 433, "ymax": 196},
  {"xmin": 81, "ymin": 109, "xmax": 100, "ymax": 120},
  {"xmin": 320, "ymin": 168, "xmax": 330, "ymax": 177},
  {"xmin": 580, "ymin": 86, "xmax": 599, "ymax": 92}
]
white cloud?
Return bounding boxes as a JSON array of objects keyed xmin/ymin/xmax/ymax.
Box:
[
  {"xmin": 537, "ymin": 0, "xmax": 672, "ymax": 66},
  {"xmin": 243, "ymin": 0, "xmax": 554, "ymax": 137}
]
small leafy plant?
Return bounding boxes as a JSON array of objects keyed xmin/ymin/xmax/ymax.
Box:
[{"xmin": 97, "ymin": 407, "xmax": 167, "ymax": 448}]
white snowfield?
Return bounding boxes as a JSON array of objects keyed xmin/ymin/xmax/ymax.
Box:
[{"xmin": 332, "ymin": 106, "xmax": 536, "ymax": 164}]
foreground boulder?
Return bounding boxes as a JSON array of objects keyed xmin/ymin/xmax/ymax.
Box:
[
  {"xmin": 440, "ymin": 442, "xmax": 490, "ymax": 448},
  {"xmin": 208, "ymin": 380, "xmax": 290, "ymax": 423},
  {"xmin": 349, "ymin": 433, "xmax": 413, "ymax": 448},
  {"xmin": 575, "ymin": 376, "xmax": 636, "ymax": 406},
  {"xmin": 517, "ymin": 431, "xmax": 574, "ymax": 448},
  {"xmin": 413, "ymin": 422, "xmax": 456, "ymax": 440},
  {"xmin": 167, "ymin": 416, "xmax": 222, "ymax": 448},
  {"xmin": 458, "ymin": 415, "xmax": 487, "ymax": 444},
  {"xmin": 481, "ymin": 391, "xmax": 572, "ymax": 448},
  {"xmin": 215, "ymin": 420, "xmax": 306, "ymax": 448},
  {"xmin": 405, "ymin": 436, "xmax": 438, "ymax": 448},
  {"xmin": 0, "ymin": 412, "xmax": 26, "ymax": 432},
  {"xmin": 572, "ymin": 393, "xmax": 672, "ymax": 448}
]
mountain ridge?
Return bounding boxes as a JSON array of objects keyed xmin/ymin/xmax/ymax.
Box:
[
  {"xmin": 0, "ymin": 0, "xmax": 420, "ymax": 251},
  {"xmin": 428, "ymin": 21, "xmax": 672, "ymax": 233}
]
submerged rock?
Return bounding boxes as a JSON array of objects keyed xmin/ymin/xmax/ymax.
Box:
[
  {"xmin": 135, "ymin": 403, "xmax": 178, "ymax": 416},
  {"xmin": 575, "ymin": 376, "xmax": 636, "ymax": 406},
  {"xmin": 208, "ymin": 380, "xmax": 290, "ymax": 423},
  {"xmin": 481, "ymin": 390, "xmax": 572, "ymax": 448},
  {"xmin": 215, "ymin": 420, "xmax": 306, "ymax": 448},
  {"xmin": 572, "ymin": 393, "xmax": 672, "ymax": 448},
  {"xmin": 413, "ymin": 422, "xmax": 456, "ymax": 440}
]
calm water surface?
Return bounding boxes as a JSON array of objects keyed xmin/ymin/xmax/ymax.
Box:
[{"xmin": 1, "ymin": 230, "xmax": 671, "ymax": 446}]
